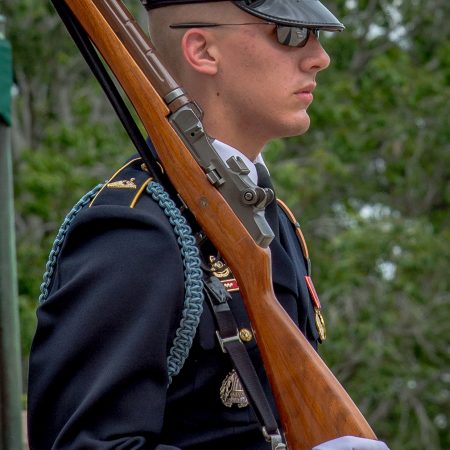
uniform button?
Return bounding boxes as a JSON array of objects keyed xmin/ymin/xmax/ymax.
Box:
[{"xmin": 239, "ymin": 328, "xmax": 253, "ymax": 342}]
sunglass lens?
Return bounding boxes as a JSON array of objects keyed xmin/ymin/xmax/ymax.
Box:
[
  {"xmin": 276, "ymin": 26, "xmax": 308, "ymax": 47},
  {"xmin": 276, "ymin": 26, "xmax": 320, "ymax": 48}
]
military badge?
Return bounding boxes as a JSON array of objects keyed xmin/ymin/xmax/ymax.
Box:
[
  {"xmin": 208, "ymin": 255, "xmax": 239, "ymax": 292},
  {"xmin": 220, "ymin": 370, "xmax": 248, "ymax": 408},
  {"xmin": 305, "ymin": 275, "xmax": 327, "ymax": 341},
  {"xmin": 107, "ymin": 177, "xmax": 137, "ymax": 189}
]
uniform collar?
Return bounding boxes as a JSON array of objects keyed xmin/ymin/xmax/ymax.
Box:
[{"xmin": 211, "ymin": 139, "xmax": 267, "ymax": 186}]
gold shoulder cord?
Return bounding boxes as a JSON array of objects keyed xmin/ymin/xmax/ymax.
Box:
[{"xmin": 276, "ymin": 199, "xmax": 326, "ymax": 341}]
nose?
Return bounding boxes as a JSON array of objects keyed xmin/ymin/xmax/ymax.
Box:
[{"xmin": 299, "ymin": 34, "xmax": 331, "ymax": 73}]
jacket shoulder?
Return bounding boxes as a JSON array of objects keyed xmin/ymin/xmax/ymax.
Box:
[{"xmin": 89, "ymin": 157, "xmax": 154, "ymax": 209}]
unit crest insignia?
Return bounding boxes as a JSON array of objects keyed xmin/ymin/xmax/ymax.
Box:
[
  {"xmin": 208, "ymin": 256, "xmax": 239, "ymax": 292},
  {"xmin": 220, "ymin": 369, "xmax": 248, "ymax": 408},
  {"xmin": 209, "ymin": 255, "xmax": 231, "ymax": 278}
]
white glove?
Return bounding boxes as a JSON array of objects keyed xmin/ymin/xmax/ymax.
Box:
[{"xmin": 312, "ymin": 436, "xmax": 390, "ymax": 450}]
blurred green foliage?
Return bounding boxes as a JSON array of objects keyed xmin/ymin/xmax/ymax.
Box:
[
  {"xmin": 266, "ymin": 1, "xmax": 450, "ymax": 448},
  {"xmin": 3, "ymin": 0, "xmax": 449, "ymax": 449}
]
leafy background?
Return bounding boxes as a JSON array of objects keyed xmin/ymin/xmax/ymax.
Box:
[{"xmin": 2, "ymin": 0, "xmax": 449, "ymax": 448}]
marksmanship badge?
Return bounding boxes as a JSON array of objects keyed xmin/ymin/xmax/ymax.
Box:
[{"xmin": 220, "ymin": 370, "xmax": 249, "ymax": 408}]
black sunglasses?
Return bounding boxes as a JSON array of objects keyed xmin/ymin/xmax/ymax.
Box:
[{"xmin": 169, "ymin": 22, "xmax": 320, "ymax": 48}]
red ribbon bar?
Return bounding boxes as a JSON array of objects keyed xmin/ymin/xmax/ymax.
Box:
[
  {"xmin": 305, "ymin": 275, "xmax": 321, "ymax": 309},
  {"xmin": 221, "ymin": 278, "xmax": 239, "ymax": 292}
]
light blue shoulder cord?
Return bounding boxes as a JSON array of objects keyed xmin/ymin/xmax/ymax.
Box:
[
  {"xmin": 146, "ymin": 181, "xmax": 204, "ymax": 384},
  {"xmin": 39, "ymin": 181, "xmax": 204, "ymax": 384},
  {"xmin": 38, "ymin": 184, "xmax": 104, "ymax": 304}
]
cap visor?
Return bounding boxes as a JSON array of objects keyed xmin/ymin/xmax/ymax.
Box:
[{"xmin": 235, "ymin": 0, "xmax": 344, "ymax": 31}]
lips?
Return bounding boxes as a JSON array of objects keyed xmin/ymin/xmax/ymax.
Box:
[
  {"xmin": 295, "ymin": 83, "xmax": 316, "ymax": 95},
  {"xmin": 295, "ymin": 83, "xmax": 316, "ymax": 105}
]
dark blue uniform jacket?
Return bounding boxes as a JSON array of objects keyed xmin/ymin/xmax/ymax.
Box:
[{"xmin": 28, "ymin": 157, "xmax": 320, "ymax": 449}]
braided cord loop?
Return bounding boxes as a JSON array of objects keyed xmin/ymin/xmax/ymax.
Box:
[
  {"xmin": 147, "ymin": 181, "xmax": 204, "ymax": 384},
  {"xmin": 39, "ymin": 184, "xmax": 103, "ymax": 304}
]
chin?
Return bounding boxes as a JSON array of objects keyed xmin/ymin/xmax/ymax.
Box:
[
  {"xmin": 257, "ymin": 113, "xmax": 311, "ymax": 141},
  {"xmin": 296, "ymin": 113, "xmax": 311, "ymax": 135},
  {"xmin": 282, "ymin": 117, "xmax": 311, "ymax": 138}
]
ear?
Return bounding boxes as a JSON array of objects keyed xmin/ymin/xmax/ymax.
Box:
[{"xmin": 181, "ymin": 29, "xmax": 219, "ymax": 75}]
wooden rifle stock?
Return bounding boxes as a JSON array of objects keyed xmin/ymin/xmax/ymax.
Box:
[{"xmin": 57, "ymin": 0, "xmax": 377, "ymax": 448}]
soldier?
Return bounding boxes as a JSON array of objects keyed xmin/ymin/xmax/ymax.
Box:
[{"xmin": 28, "ymin": 1, "xmax": 390, "ymax": 449}]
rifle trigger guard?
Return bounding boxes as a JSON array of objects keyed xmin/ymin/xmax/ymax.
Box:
[{"xmin": 262, "ymin": 427, "xmax": 288, "ymax": 450}]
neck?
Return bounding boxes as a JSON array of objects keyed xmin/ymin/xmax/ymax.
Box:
[
  {"xmin": 202, "ymin": 110, "xmax": 267, "ymax": 161},
  {"xmin": 186, "ymin": 81, "xmax": 267, "ymax": 160}
]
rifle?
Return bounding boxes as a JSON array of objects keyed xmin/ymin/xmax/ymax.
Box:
[{"xmin": 51, "ymin": 0, "xmax": 378, "ymax": 448}]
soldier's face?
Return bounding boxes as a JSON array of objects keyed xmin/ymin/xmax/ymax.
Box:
[{"xmin": 213, "ymin": 16, "xmax": 330, "ymax": 148}]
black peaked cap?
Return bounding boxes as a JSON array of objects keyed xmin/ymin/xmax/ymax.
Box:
[{"xmin": 141, "ymin": 0, "xmax": 344, "ymax": 31}]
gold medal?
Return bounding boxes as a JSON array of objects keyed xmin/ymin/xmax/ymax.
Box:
[
  {"xmin": 314, "ymin": 307, "xmax": 327, "ymax": 341},
  {"xmin": 305, "ymin": 275, "xmax": 327, "ymax": 341},
  {"xmin": 277, "ymin": 200, "xmax": 327, "ymax": 342}
]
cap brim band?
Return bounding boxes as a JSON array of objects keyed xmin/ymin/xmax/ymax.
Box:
[{"xmin": 144, "ymin": 0, "xmax": 228, "ymax": 9}]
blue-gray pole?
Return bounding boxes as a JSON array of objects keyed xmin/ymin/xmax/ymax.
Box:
[{"xmin": 0, "ymin": 14, "xmax": 24, "ymax": 450}]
